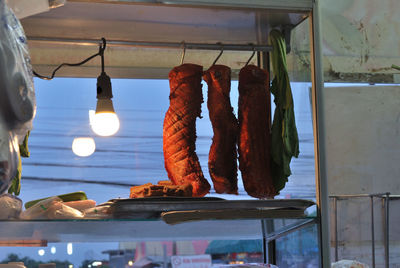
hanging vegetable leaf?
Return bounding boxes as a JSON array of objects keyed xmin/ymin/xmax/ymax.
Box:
[
  {"xmin": 269, "ymin": 30, "xmax": 299, "ymax": 194},
  {"xmin": 8, "ymin": 131, "xmax": 30, "ymax": 195},
  {"xmin": 19, "ymin": 131, "xmax": 30, "ymax": 157}
]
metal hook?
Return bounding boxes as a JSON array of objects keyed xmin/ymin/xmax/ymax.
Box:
[
  {"xmin": 212, "ymin": 43, "xmax": 224, "ymax": 66},
  {"xmin": 99, "ymin": 38, "xmax": 106, "ymax": 54},
  {"xmin": 245, "ymin": 45, "xmax": 256, "ymax": 66},
  {"xmin": 99, "ymin": 37, "xmax": 107, "ymax": 73},
  {"xmin": 180, "ymin": 41, "xmax": 186, "ymax": 65}
]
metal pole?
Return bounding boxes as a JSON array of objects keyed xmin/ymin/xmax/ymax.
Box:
[
  {"xmin": 27, "ymin": 36, "xmax": 274, "ymax": 52},
  {"xmin": 384, "ymin": 193, "xmax": 390, "ymax": 268},
  {"xmin": 370, "ymin": 195, "xmax": 375, "ymax": 268},
  {"xmin": 333, "ymin": 197, "xmax": 338, "ymax": 262},
  {"xmin": 258, "ymin": 44, "xmax": 275, "ymax": 265},
  {"xmin": 265, "ymin": 218, "xmax": 317, "ymax": 242},
  {"xmin": 266, "ymin": 220, "xmax": 276, "ymax": 265},
  {"xmin": 261, "ymin": 219, "xmax": 267, "ymax": 264},
  {"xmin": 309, "ymin": 0, "xmax": 330, "ymax": 266}
]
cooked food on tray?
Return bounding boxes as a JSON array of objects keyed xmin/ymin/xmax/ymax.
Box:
[
  {"xmin": 203, "ymin": 64, "xmax": 238, "ymax": 194},
  {"xmin": 130, "ymin": 181, "xmax": 193, "ymax": 198},
  {"xmin": 163, "ymin": 64, "xmax": 211, "ymax": 197}
]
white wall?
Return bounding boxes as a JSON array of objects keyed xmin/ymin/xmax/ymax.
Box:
[{"xmin": 324, "ymin": 86, "xmax": 400, "ymax": 195}]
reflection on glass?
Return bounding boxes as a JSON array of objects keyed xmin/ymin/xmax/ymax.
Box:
[{"xmin": 72, "ymin": 137, "xmax": 96, "ymax": 157}]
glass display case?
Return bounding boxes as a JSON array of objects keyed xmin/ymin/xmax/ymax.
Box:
[{"xmin": 1, "ymin": 0, "xmax": 328, "ymax": 267}]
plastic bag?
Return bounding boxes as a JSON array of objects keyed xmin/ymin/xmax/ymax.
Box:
[
  {"xmin": 20, "ymin": 197, "xmax": 84, "ymax": 220},
  {"xmin": 0, "ymin": 1, "xmax": 36, "ymax": 194},
  {"xmin": 0, "ymin": 0, "xmax": 36, "ymax": 135},
  {"xmin": 83, "ymin": 203, "xmax": 112, "ymax": 219},
  {"xmin": 331, "ymin": 260, "xmax": 369, "ymax": 268},
  {"xmin": 0, "ymin": 193, "xmax": 22, "ymax": 219},
  {"xmin": 0, "ymin": 120, "xmax": 19, "ymax": 194}
]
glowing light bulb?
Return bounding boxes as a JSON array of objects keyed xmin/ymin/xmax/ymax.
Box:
[
  {"xmin": 51, "ymin": 246, "xmax": 56, "ymax": 254},
  {"xmin": 38, "ymin": 249, "xmax": 45, "ymax": 256},
  {"xmin": 72, "ymin": 137, "xmax": 96, "ymax": 157},
  {"xmin": 90, "ymin": 112, "xmax": 120, "ymax": 136}
]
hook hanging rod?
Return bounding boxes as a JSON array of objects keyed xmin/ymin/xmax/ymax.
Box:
[{"xmin": 27, "ymin": 36, "xmax": 274, "ymax": 52}]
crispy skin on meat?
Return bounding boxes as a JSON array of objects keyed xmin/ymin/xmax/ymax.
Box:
[
  {"xmin": 163, "ymin": 64, "xmax": 211, "ymax": 197},
  {"xmin": 238, "ymin": 65, "xmax": 275, "ymax": 198},
  {"xmin": 203, "ymin": 65, "xmax": 238, "ymax": 194},
  {"xmin": 130, "ymin": 183, "xmax": 193, "ymax": 198}
]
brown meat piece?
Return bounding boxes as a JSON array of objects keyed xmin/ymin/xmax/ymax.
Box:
[
  {"xmin": 163, "ymin": 64, "xmax": 211, "ymax": 197},
  {"xmin": 238, "ymin": 65, "xmax": 275, "ymax": 198},
  {"xmin": 203, "ymin": 65, "xmax": 238, "ymax": 194},
  {"xmin": 130, "ymin": 183, "xmax": 193, "ymax": 198}
]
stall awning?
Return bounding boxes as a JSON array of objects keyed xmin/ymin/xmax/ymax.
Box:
[{"xmin": 205, "ymin": 240, "xmax": 262, "ymax": 254}]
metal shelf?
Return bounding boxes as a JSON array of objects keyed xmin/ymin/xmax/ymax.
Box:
[{"xmin": 0, "ymin": 217, "xmax": 315, "ymax": 244}]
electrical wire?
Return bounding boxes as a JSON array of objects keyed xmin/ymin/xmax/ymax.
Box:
[{"xmin": 33, "ymin": 38, "xmax": 106, "ymax": 80}]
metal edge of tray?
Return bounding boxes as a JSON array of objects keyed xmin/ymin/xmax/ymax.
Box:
[
  {"xmin": 111, "ymin": 198, "xmax": 315, "ymax": 213},
  {"xmin": 161, "ymin": 208, "xmax": 310, "ymax": 225}
]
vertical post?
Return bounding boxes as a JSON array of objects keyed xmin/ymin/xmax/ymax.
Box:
[
  {"xmin": 258, "ymin": 42, "xmax": 275, "ymax": 265},
  {"xmin": 370, "ymin": 195, "xmax": 375, "ymax": 268},
  {"xmin": 266, "ymin": 220, "xmax": 276, "ymax": 265},
  {"xmin": 383, "ymin": 193, "xmax": 390, "ymax": 268},
  {"xmin": 261, "ymin": 219, "xmax": 276, "ymax": 265},
  {"xmin": 309, "ymin": 0, "xmax": 331, "ymax": 267},
  {"xmin": 257, "ymin": 49, "xmax": 271, "ymax": 130},
  {"xmin": 333, "ymin": 197, "xmax": 338, "ymax": 262},
  {"xmin": 261, "ymin": 219, "xmax": 267, "ymax": 264}
]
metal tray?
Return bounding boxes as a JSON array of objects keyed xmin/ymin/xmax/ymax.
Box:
[{"xmin": 110, "ymin": 197, "xmax": 315, "ymax": 220}]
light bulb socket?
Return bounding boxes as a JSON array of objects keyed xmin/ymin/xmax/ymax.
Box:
[
  {"xmin": 96, "ymin": 72, "xmax": 113, "ymax": 99},
  {"xmin": 96, "ymin": 99, "xmax": 115, "ymax": 114}
]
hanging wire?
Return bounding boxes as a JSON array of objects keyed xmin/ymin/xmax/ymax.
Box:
[
  {"xmin": 245, "ymin": 45, "xmax": 256, "ymax": 66},
  {"xmin": 212, "ymin": 43, "xmax": 224, "ymax": 66},
  {"xmin": 33, "ymin": 38, "xmax": 107, "ymax": 80},
  {"xmin": 180, "ymin": 41, "xmax": 186, "ymax": 65}
]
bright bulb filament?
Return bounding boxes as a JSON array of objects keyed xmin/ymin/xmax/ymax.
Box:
[{"xmin": 90, "ymin": 112, "xmax": 120, "ymax": 137}]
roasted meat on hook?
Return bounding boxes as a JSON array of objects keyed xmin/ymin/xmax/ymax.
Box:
[
  {"xmin": 163, "ymin": 64, "xmax": 211, "ymax": 197},
  {"xmin": 238, "ymin": 65, "xmax": 275, "ymax": 198},
  {"xmin": 203, "ymin": 65, "xmax": 238, "ymax": 194}
]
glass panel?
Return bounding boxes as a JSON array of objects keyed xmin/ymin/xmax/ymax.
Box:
[
  {"xmin": 275, "ymin": 223, "xmax": 319, "ymax": 267},
  {"xmin": 18, "ymin": 77, "xmax": 316, "ymax": 201},
  {"xmin": 0, "ymin": 239, "xmax": 268, "ymax": 268}
]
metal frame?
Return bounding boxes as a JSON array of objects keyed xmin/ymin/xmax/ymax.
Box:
[
  {"xmin": 27, "ymin": 37, "xmax": 276, "ymax": 52},
  {"xmin": 330, "ymin": 193, "xmax": 391, "ymax": 268},
  {"xmin": 68, "ymin": 0, "xmax": 314, "ymax": 11},
  {"xmin": 23, "ymin": 0, "xmax": 330, "ymax": 266},
  {"xmin": 309, "ymin": 0, "xmax": 330, "ymax": 267}
]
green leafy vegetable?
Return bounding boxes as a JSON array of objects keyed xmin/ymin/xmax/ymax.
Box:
[
  {"xmin": 269, "ymin": 30, "xmax": 300, "ymax": 194},
  {"xmin": 8, "ymin": 131, "xmax": 30, "ymax": 195}
]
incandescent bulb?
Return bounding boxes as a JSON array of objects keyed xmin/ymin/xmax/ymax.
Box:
[
  {"xmin": 90, "ymin": 111, "xmax": 120, "ymax": 136},
  {"xmin": 72, "ymin": 137, "xmax": 96, "ymax": 157}
]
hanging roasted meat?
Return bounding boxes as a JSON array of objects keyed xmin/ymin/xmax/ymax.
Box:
[
  {"xmin": 163, "ymin": 64, "xmax": 211, "ymax": 197},
  {"xmin": 238, "ymin": 65, "xmax": 275, "ymax": 198},
  {"xmin": 203, "ymin": 65, "xmax": 238, "ymax": 194}
]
